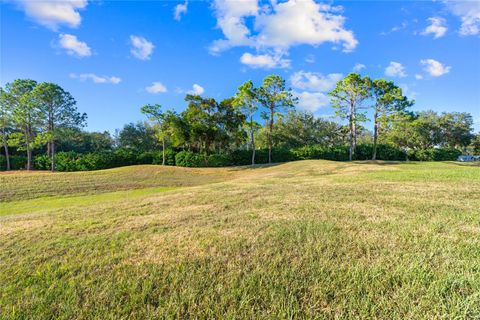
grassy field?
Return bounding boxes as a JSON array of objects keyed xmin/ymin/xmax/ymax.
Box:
[{"xmin": 1, "ymin": 160, "xmax": 479, "ymax": 319}]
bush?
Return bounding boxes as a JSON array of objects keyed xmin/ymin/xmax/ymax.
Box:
[
  {"xmin": 207, "ymin": 154, "xmax": 231, "ymax": 167},
  {"xmin": 408, "ymin": 148, "xmax": 461, "ymax": 161},
  {"xmin": 175, "ymin": 151, "xmax": 207, "ymax": 167},
  {"xmin": 152, "ymin": 149, "xmax": 176, "ymax": 166},
  {"xmin": 34, "ymin": 154, "xmax": 51, "ymax": 170},
  {"xmin": 291, "ymin": 145, "xmax": 349, "ymax": 161},
  {"xmin": 354, "ymin": 144, "xmax": 407, "ymax": 161},
  {"xmin": 112, "ymin": 149, "xmax": 137, "ymax": 167},
  {"xmin": 1, "ymin": 154, "xmax": 28, "ymax": 170}
]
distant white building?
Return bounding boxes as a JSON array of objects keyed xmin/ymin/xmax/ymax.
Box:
[{"xmin": 457, "ymin": 155, "xmax": 479, "ymax": 162}]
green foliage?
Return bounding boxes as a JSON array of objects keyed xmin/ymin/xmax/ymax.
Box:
[
  {"xmin": 471, "ymin": 133, "xmax": 480, "ymax": 154},
  {"xmin": 353, "ymin": 144, "xmax": 407, "ymax": 161},
  {"xmin": 407, "ymin": 148, "xmax": 462, "ymax": 161},
  {"xmin": 291, "ymin": 145, "xmax": 350, "ymax": 161},
  {"xmin": 0, "ymin": 154, "xmax": 27, "ymax": 170},
  {"xmin": 383, "ymin": 111, "xmax": 474, "ymax": 150},
  {"xmin": 207, "ymin": 154, "xmax": 231, "ymax": 167},
  {"xmin": 116, "ymin": 122, "xmax": 160, "ymax": 152},
  {"xmin": 175, "ymin": 151, "xmax": 207, "ymax": 167},
  {"xmin": 153, "ymin": 149, "xmax": 176, "ymax": 166}
]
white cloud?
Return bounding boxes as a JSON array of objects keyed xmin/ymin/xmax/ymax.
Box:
[
  {"xmin": 290, "ymin": 71, "xmax": 342, "ymax": 112},
  {"xmin": 422, "ymin": 17, "xmax": 447, "ymax": 39},
  {"xmin": 12, "ymin": 0, "xmax": 87, "ymax": 30},
  {"xmin": 187, "ymin": 84, "xmax": 205, "ymax": 95},
  {"xmin": 415, "ymin": 74, "xmax": 423, "ymax": 80},
  {"xmin": 290, "ymin": 71, "xmax": 342, "ymax": 92},
  {"xmin": 353, "ymin": 63, "xmax": 366, "ymax": 72},
  {"xmin": 145, "ymin": 82, "xmax": 167, "ymax": 94},
  {"xmin": 210, "ymin": 0, "xmax": 357, "ymax": 64},
  {"xmin": 253, "ymin": 0, "xmax": 358, "ymax": 52},
  {"xmin": 420, "ymin": 59, "xmax": 451, "ymax": 77},
  {"xmin": 70, "ymin": 73, "xmax": 121, "ymax": 84},
  {"xmin": 294, "ymin": 91, "xmax": 330, "ymax": 113},
  {"xmin": 240, "ymin": 52, "xmax": 290, "ymax": 69},
  {"xmin": 174, "ymin": 1, "xmax": 188, "ymax": 21},
  {"xmin": 444, "ymin": 1, "xmax": 480, "ymax": 36},
  {"xmin": 58, "ymin": 34, "xmax": 91, "ymax": 57},
  {"xmin": 130, "ymin": 35, "xmax": 155, "ymax": 60},
  {"xmin": 385, "ymin": 61, "xmax": 407, "ymax": 78},
  {"xmin": 210, "ymin": 0, "xmax": 258, "ymax": 53}
]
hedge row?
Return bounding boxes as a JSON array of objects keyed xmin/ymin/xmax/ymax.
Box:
[{"xmin": 0, "ymin": 145, "xmax": 463, "ymax": 171}]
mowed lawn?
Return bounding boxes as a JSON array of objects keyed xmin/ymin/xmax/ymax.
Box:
[{"xmin": 1, "ymin": 161, "xmax": 479, "ymax": 319}]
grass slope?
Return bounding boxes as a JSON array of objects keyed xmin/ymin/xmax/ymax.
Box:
[{"xmin": 1, "ymin": 161, "xmax": 479, "ymax": 319}]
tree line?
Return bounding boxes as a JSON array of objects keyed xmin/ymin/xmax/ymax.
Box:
[{"xmin": 1, "ymin": 74, "xmax": 479, "ymax": 171}]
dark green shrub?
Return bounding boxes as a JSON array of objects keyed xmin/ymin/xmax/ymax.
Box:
[
  {"xmin": 55, "ymin": 151, "xmax": 79, "ymax": 172},
  {"xmin": 112, "ymin": 149, "xmax": 137, "ymax": 167},
  {"xmin": 353, "ymin": 144, "xmax": 406, "ymax": 161},
  {"xmin": 230, "ymin": 150, "xmax": 252, "ymax": 166},
  {"xmin": 291, "ymin": 145, "xmax": 349, "ymax": 161},
  {"xmin": 152, "ymin": 149, "xmax": 176, "ymax": 166},
  {"xmin": 0, "ymin": 155, "xmax": 25, "ymax": 170},
  {"xmin": 137, "ymin": 151, "xmax": 155, "ymax": 165},
  {"xmin": 207, "ymin": 154, "xmax": 231, "ymax": 167},
  {"xmin": 175, "ymin": 151, "xmax": 207, "ymax": 167},
  {"xmin": 34, "ymin": 154, "xmax": 51, "ymax": 170},
  {"xmin": 408, "ymin": 148, "xmax": 461, "ymax": 161}
]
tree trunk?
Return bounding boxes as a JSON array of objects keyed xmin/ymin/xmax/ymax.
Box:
[
  {"xmin": 372, "ymin": 109, "xmax": 378, "ymax": 160},
  {"xmin": 51, "ymin": 140, "xmax": 56, "ymax": 172},
  {"xmin": 47, "ymin": 141, "xmax": 51, "ymax": 157},
  {"xmin": 162, "ymin": 137, "xmax": 166, "ymax": 165},
  {"xmin": 3, "ymin": 140, "xmax": 10, "ymax": 171},
  {"xmin": 348, "ymin": 103, "xmax": 354, "ymax": 161},
  {"xmin": 268, "ymin": 106, "xmax": 274, "ymax": 163},
  {"xmin": 250, "ymin": 116, "xmax": 255, "ymax": 166},
  {"xmin": 25, "ymin": 127, "xmax": 32, "ymax": 170},
  {"xmin": 27, "ymin": 147, "xmax": 32, "ymax": 170}
]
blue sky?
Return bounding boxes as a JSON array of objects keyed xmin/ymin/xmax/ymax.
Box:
[{"xmin": 1, "ymin": 0, "xmax": 479, "ymax": 133}]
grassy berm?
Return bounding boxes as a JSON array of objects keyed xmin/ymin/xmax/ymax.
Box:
[{"xmin": 1, "ymin": 160, "xmax": 479, "ymax": 319}]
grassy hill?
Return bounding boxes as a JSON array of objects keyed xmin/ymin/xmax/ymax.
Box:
[{"xmin": 1, "ymin": 161, "xmax": 479, "ymax": 319}]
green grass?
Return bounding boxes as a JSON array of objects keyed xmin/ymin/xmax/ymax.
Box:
[{"xmin": 1, "ymin": 160, "xmax": 479, "ymax": 319}]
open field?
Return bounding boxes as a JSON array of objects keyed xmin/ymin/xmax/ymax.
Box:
[{"xmin": 1, "ymin": 160, "xmax": 479, "ymax": 319}]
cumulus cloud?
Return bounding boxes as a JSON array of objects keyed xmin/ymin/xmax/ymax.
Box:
[
  {"xmin": 415, "ymin": 74, "xmax": 423, "ymax": 80},
  {"xmin": 58, "ymin": 34, "xmax": 91, "ymax": 57},
  {"xmin": 174, "ymin": 1, "xmax": 188, "ymax": 21},
  {"xmin": 353, "ymin": 63, "xmax": 366, "ymax": 72},
  {"xmin": 209, "ymin": 0, "xmax": 258, "ymax": 53},
  {"xmin": 210, "ymin": 0, "xmax": 357, "ymax": 67},
  {"xmin": 145, "ymin": 82, "xmax": 167, "ymax": 93},
  {"xmin": 294, "ymin": 91, "xmax": 330, "ymax": 113},
  {"xmin": 385, "ymin": 61, "xmax": 407, "ymax": 78},
  {"xmin": 291, "ymin": 71, "xmax": 342, "ymax": 92},
  {"xmin": 253, "ymin": 0, "xmax": 358, "ymax": 52},
  {"xmin": 444, "ymin": 1, "xmax": 480, "ymax": 36},
  {"xmin": 70, "ymin": 73, "xmax": 121, "ymax": 84},
  {"xmin": 187, "ymin": 84, "xmax": 205, "ymax": 95},
  {"xmin": 422, "ymin": 17, "xmax": 447, "ymax": 39},
  {"xmin": 130, "ymin": 35, "xmax": 155, "ymax": 60},
  {"xmin": 240, "ymin": 52, "xmax": 290, "ymax": 69},
  {"xmin": 420, "ymin": 59, "xmax": 451, "ymax": 77},
  {"xmin": 290, "ymin": 71, "xmax": 342, "ymax": 112},
  {"xmin": 12, "ymin": 0, "xmax": 87, "ymax": 30}
]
